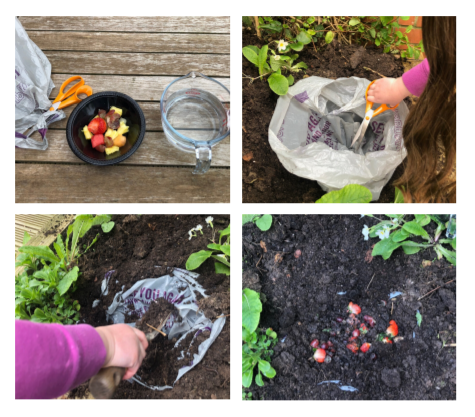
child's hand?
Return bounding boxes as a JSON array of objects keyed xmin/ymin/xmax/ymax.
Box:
[
  {"xmin": 95, "ymin": 324, "xmax": 149, "ymax": 380},
  {"xmin": 367, "ymin": 77, "xmax": 411, "ymax": 107}
]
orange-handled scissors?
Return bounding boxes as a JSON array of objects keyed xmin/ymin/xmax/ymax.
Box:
[
  {"xmin": 49, "ymin": 76, "xmax": 93, "ymax": 111},
  {"xmin": 350, "ymin": 80, "xmax": 399, "ymax": 150}
]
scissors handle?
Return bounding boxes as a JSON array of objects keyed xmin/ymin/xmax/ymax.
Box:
[
  {"xmin": 52, "ymin": 76, "xmax": 85, "ymax": 104},
  {"xmin": 55, "ymin": 85, "xmax": 93, "ymax": 110},
  {"xmin": 364, "ymin": 80, "xmax": 399, "ymax": 118}
]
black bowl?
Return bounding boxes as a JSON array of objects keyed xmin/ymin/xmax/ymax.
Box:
[{"xmin": 66, "ymin": 92, "xmax": 146, "ymax": 165}]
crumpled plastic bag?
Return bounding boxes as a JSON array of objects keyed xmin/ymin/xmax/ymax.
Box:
[
  {"xmin": 99, "ymin": 268, "xmax": 226, "ymax": 391},
  {"xmin": 15, "ymin": 17, "xmax": 65, "ymax": 150},
  {"xmin": 268, "ymin": 76, "xmax": 409, "ymax": 200}
]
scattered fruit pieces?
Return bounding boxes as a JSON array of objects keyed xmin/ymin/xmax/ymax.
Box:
[
  {"xmin": 105, "ymin": 146, "xmax": 120, "ymax": 155},
  {"xmin": 117, "ymin": 121, "xmax": 129, "ymax": 135},
  {"xmin": 360, "ymin": 343, "xmax": 371, "ymax": 353},
  {"xmin": 88, "ymin": 117, "xmax": 107, "ymax": 134},
  {"xmin": 91, "ymin": 134, "xmax": 105, "ymax": 149},
  {"xmin": 386, "ymin": 320, "xmax": 398, "ymax": 337},
  {"xmin": 346, "ymin": 343, "xmax": 359, "ymax": 354},
  {"xmin": 320, "ymin": 342, "xmax": 328, "ymax": 350},
  {"xmin": 109, "ymin": 106, "xmax": 123, "ymax": 116},
  {"xmin": 113, "ymin": 134, "xmax": 126, "ymax": 147},
  {"xmin": 314, "ymin": 348, "xmax": 326, "ymax": 363},
  {"xmin": 310, "ymin": 339, "xmax": 319, "ymax": 349},
  {"xmin": 105, "ymin": 128, "xmax": 119, "ymax": 140},
  {"xmin": 336, "ymin": 317, "xmax": 344, "ymax": 323},
  {"xmin": 82, "ymin": 125, "xmax": 92, "ymax": 139},
  {"xmin": 359, "ymin": 324, "xmax": 368, "ymax": 334},
  {"xmin": 348, "ymin": 302, "xmax": 361, "ymax": 315},
  {"xmin": 352, "ymin": 329, "xmax": 360, "ymax": 338},
  {"xmin": 363, "ymin": 315, "xmax": 376, "ymax": 327},
  {"xmin": 382, "ymin": 337, "xmax": 393, "ymax": 344},
  {"xmin": 106, "ymin": 109, "xmax": 121, "ymax": 129},
  {"xmin": 104, "ymin": 136, "xmax": 115, "ymax": 148}
]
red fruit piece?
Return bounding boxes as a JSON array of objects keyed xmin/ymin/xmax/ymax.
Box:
[
  {"xmin": 336, "ymin": 317, "xmax": 344, "ymax": 323},
  {"xmin": 88, "ymin": 117, "xmax": 107, "ymax": 135},
  {"xmin": 352, "ymin": 329, "xmax": 360, "ymax": 338},
  {"xmin": 91, "ymin": 134, "xmax": 105, "ymax": 149},
  {"xmin": 320, "ymin": 342, "xmax": 328, "ymax": 350},
  {"xmin": 294, "ymin": 249, "xmax": 302, "ymax": 258},
  {"xmin": 386, "ymin": 320, "xmax": 398, "ymax": 337},
  {"xmin": 360, "ymin": 343, "xmax": 371, "ymax": 353},
  {"xmin": 346, "ymin": 343, "xmax": 359, "ymax": 354},
  {"xmin": 348, "ymin": 302, "xmax": 361, "ymax": 315},
  {"xmin": 348, "ymin": 336, "xmax": 358, "ymax": 342},
  {"xmin": 310, "ymin": 339, "xmax": 319, "ymax": 349},
  {"xmin": 327, "ymin": 341, "xmax": 334, "ymax": 347},
  {"xmin": 104, "ymin": 136, "xmax": 115, "ymax": 148},
  {"xmin": 364, "ymin": 315, "xmax": 376, "ymax": 327},
  {"xmin": 314, "ymin": 348, "xmax": 326, "ymax": 363},
  {"xmin": 95, "ymin": 144, "xmax": 106, "ymax": 153},
  {"xmin": 359, "ymin": 324, "xmax": 368, "ymax": 334},
  {"xmin": 382, "ymin": 337, "xmax": 393, "ymax": 344}
]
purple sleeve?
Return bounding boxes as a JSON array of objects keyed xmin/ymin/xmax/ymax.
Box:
[
  {"xmin": 402, "ymin": 58, "xmax": 430, "ymax": 97},
  {"xmin": 15, "ymin": 320, "xmax": 107, "ymax": 399}
]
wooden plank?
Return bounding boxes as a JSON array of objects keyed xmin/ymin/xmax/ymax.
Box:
[
  {"xmin": 45, "ymin": 51, "xmax": 229, "ymax": 77},
  {"xmin": 16, "ymin": 165, "xmax": 230, "ymax": 203},
  {"xmin": 16, "ymin": 130, "xmax": 230, "ymax": 166},
  {"xmin": 27, "ymin": 31, "xmax": 230, "ymax": 54},
  {"xmin": 53, "ymin": 101, "xmax": 230, "ymax": 131},
  {"xmin": 19, "ymin": 16, "xmax": 230, "ymax": 34},
  {"xmin": 50, "ymin": 74, "xmax": 230, "ymax": 102}
]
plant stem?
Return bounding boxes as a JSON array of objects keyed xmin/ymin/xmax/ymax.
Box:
[{"xmin": 254, "ymin": 16, "xmax": 261, "ymax": 39}]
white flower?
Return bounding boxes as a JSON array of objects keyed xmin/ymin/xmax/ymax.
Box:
[
  {"xmin": 195, "ymin": 224, "xmax": 203, "ymax": 234},
  {"xmin": 217, "ymin": 254, "xmax": 226, "ymax": 258},
  {"xmin": 274, "ymin": 55, "xmax": 281, "ymax": 61},
  {"xmin": 376, "ymin": 229, "xmax": 388, "ymax": 240},
  {"xmin": 188, "ymin": 228, "xmax": 196, "ymax": 240},
  {"xmin": 205, "ymin": 216, "xmax": 214, "ymax": 228},
  {"xmin": 391, "ymin": 218, "xmax": 399, "ymax": 225},
  {"xmin": 362, "ymin": 225, "xmax": 369, "ymax": 241},
  {"xmin": 277, "ymin": 40, "xmax": 288, "ymax": 51}
]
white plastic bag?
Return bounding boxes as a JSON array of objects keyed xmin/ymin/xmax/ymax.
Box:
[
  {"xmin": 15, "ymin": 17, "xmax": 65, "ymax": 150},
  {"xmin": 268, "ymin": 76, "xmax": 408, "ymax": 200}
]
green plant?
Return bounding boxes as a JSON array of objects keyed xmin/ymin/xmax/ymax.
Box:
[
  {"xmin": 242, "ymin": 391, "xmax": 253, "ymax": 401},
  {"xmin": 102, "ymin": 221, "xmax": 115, "ymax": 233},
  {"xmin": 315, "ymin": 184, "xmax": 372, "ymax": 203},
  {"xmin": 242, "ymin": 215, "xmax": 273, "ymax": 231},
  {"xmin": 185, "ymin": 225, "xmax": 230, "ymax": 275},
  {"xmin": 394, "ymin": 187, "xmax": 405, "ymax": 203},
  {"xmin": 242, "ymin": 288, "xmax": 277, "ymax": 388},
  {"xmin": 361, "ymin": 215, "xmax": 456, "ymax": 264}
]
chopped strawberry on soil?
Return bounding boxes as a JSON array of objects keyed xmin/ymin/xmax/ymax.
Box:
[
  {"xmin": 359, "ymin": 324, "xmax": 368, "ymax": 334},
  {"xmin": 364, "ymin": 315, "xmax": 376, "ymax": 327},
  {"xmin": 310, "ymin": 339, "xmax": 319, "ymax": 349},
  {"xmin": 348, "ymin": 302, "xmax": 361, "ymax": 315},
  {"xmin": 346, "ymin": 342, "xmax": 359, "ymax": 354},
  {"xmin": 382, "ymin": 337, "xmax": 393, "ymax": 344},
  {"xmin": 88, "ymin": 117, "xmax": 107, "ymax": 135},
  {"xmin": 91, "ymin": 134, "xmax": 105, "ymax": 149},
  {"xmin": 386, "ymin": 320, "xmax": 399, "ymax": 337},
  {"xmin": 361, "ymin": 343, "xmax": 371, "ymax": 353},
  {"xmin": 352, "ymin": 329, "xmax": 360, "ymax": 338},
  {"xmin": 314, "ymin": 348, "xmax": 326, "ymax": 363}
]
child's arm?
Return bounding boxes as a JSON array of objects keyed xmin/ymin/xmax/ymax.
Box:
[
  {"xmin": 367, "ymin": 59, "xmax": 430, "ymax": 105},
  {"xmin": 15, "ymin": 320, "xmax": 148, "ymax": 399}
]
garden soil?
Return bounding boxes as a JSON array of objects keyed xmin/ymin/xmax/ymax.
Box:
[
  {"xmin": 242, "ymin": 215, "xmax": 456, "ymax": 400},
  {"xmin": 242, "ymin": 29, "xmax": 409, "ymax": 203},
  {"xmin": 66, "ymin": 215, "xmax": 230, "ymax": 399}
]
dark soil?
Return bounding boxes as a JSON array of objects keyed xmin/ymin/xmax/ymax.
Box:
[
  {"xmin": 67, "ymin": 215, "xmax": 230, "ymax": 399},
  {"xmin": 136, "ymin": 297, "xmax": 180, "ymax": 335},
  {"xmin": 242, "ymin": 215, "xmax": 456, "ymax": 400},
  {"xmin": 242, "ymin": 29, "xmax": 408, "ymax": 203}
]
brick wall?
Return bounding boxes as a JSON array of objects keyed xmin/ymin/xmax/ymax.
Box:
[{"xmin": 396, "ymin": 16, "xmax": 424, "ymax": 59}]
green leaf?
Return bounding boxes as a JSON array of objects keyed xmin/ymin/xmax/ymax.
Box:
[
  {"xmin": 391, "ymin": 229, "xmax": 409, "ymax": 243},
  {"xmin": 394, "ymin": 187, "xmax": 405, "ymax": 203},
  {"xmin": 31, "ymin": 308, "xmax": 47, "ymax": 322},
  {"xmin": 220, "ymin": 245, "xmax": 231, "ymax": 256},
  {"xmin": 207, "ymin": 243, "xmax": 222, "ymax": 251},
  {"xmin": 325, "ymin": 31, "xmax": 334, "ymax": 44},
  {"xmin": 186, "ymin": 250, "xmax": 213, "ymax": 270},
  {"xmin": 269, "ymin": 55, "xmax": 284, "ymax": 72},
  {"xmin": 400, "ymin": 16, "xmax": 410, "ymax": 20},
  {"xmin": 23, "ymin": 231, "xmax": 31, "ymax": 245},
  {"xmin": 349, "ymin": 18, "xmax": 360, "ymax": 26},
  {"xmin": 242, "ymin": 370, "xmax": 253, "ymax": 388},
  {"xmin": 219, "ymin": 225, "xmax": 230, "ymax": 244},
  {"xmin": 402, "ymin": 221, "xmax": 430, "ymax": 240},
  {"xmin": 405, "ymin": 25, "xmax": 413, "ymax": 33},
  {"xmin": 369, "ymin": 28, "xmax": 376, "ymax": 38},
  {"xmin": 287, "ymin": 74, "xmax": 294, "ymax": 86},
  {"xmin": 402, "ymin": 245, "xmax": 421, "ymax": 255},
  {"xmin": 215, "ymin": 262, "xmax": 230, "ymax": 275},
  {"xmin": 380, "ymin": 16, "xmax": 393, "ymax": 26},
  {"xmin": 57, "ymin": 266, "xmax": 79, "ymax": 296},
  {"xmin": 384, "ymin": 46, "xmax": 391, "ymax": 53},
  {"xmin": 242, "ymin": 46, "xmax": 259, "ymax": 66},
  {"xmin": 451, "ymin": 238, "xmax": 456, "ymax": 250},
  {"xmin": 101, "ymin": 221, "xmax": 115, "ymax": 233},
  {"xmin": 372, "ymin": 239, "xmax": 402, "ymax": 259},
  {"xmin": 307, "ymin": 17, "xmax": 315, "ymax": 24},
  {"xmin": 258, "ymin": 360, "xmax": 271, "ymax": 372},
  {"xmin": 296, "ymin": 31, "xmax": 312, "ymax": 45},
  {"xmin": 242, "ymin": 288, "xmax": 262, "ymax": 333},
  {"xmin": 289, "ymin": 42, "xmax": 304, "ymax": 51},
  {"xmin": 268, "ymin": 73, "xmax": 289, "ymax": 95},
  {"xmin": 92, "ymin": 215, "xmax": 111, "ymax": 226},
  {"xmin": 255, "ymin": 373, "xmax": 264, "ymax": 387},
  {"xmin": 261, "ymin": 366, "xmax": 276, "ymax": 379},
  {"xmin": 258, "ymin": 44, "xmax": 268, "ymax": 76},
  {"xmin": 212, "ymin": 255, "xmax": 230, "ymax": 267},
  {"xmin": 242, "ymin": 214, "xmax": 258, "ymax": 225},
  {"xmin": 436, "ymin": 245, "xmax": 456, "ymax": 265},
  {"xmin": 255, "ymin": 215, "xmax": 272, "ymax": 231},
  {"xmin": 315, "ymin": 184, "xmax": 372, "ymax": 203},
  {"xmin": 291, "ymin": 62, "xmax": 308, "ymax": 70},
  {"xmin": 53, "ymin": 243, "xmax": 65, "ymax": 261},
  {"xmin": 416, "ymin": 311, "xmax": 422, "ymax": 327},
  {"xmin": 415, "ymin": 215, "xmax": 430, "ymax": 227},
  {"xmin": 375, "ymin": 38, "xmax": 381, "ymax": 46},
  {"xmin": 19, "ymin": 246, "xmax": 59, "ymax": 264}
]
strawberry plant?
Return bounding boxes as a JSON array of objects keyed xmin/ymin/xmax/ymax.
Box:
[
  {"xmin": 242, "ymin": 288, "xmax": 277, "ymax": 388},
  {"xmin": 186, "ymin": 225, "xmax": 230, "ymax": 275},
  {"xmin": 361, "ymin": 215, "xmax": 456, "ymax": 265}
]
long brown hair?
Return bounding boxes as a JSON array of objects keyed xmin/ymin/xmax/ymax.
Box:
[{"xmin": 394, "ymin": 16, "xmax": 456, "ymax": 203}]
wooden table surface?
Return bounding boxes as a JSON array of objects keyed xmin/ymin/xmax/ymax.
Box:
[{"xmin": 15, "ymin": 16, "xmax": 230, "ymax": 203}]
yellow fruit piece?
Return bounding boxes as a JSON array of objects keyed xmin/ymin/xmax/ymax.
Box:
[
  {"xmin": 113, "ymin": 134, "xmax": 126, "ymax": 148},
  {"xmin": 82, "ymin": 126, "xmax": 92, "ymax": 139},
  {"xmin": 105, "ymin": 146, "xmax": 120, "ymax": 155},
  {"xmin": 117, "ymin": 123, "xmax": 129, "ymax": 135},
  {"xmin": 93, "ymin": 115, "xmax": 99, "ymax": 119},
  {"xmin": 105, "ymin": 128, "xmax": 119, "ymax": 140},
  {"xmin": 110, "ymin": 106, "xmax": 123, "ymax": 116}
]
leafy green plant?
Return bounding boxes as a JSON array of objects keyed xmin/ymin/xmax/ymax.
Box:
[
  {"xmin": 102, "ymin": 221, "xmax": 115, "ymax": 233},
  {"xmin": 185, "ymin": 225, "xmax": 230, "ymax": 275},
  {"xmin": 394, "ymin": 187, "xmax": 405, "ymax": 203},
  {"xmin": 242, "ymin": 288, "xmax": 277, "ymax": 388},
  {"xmin": 315, "ymin": 184, "xmax": 372, "ymax": 203},
  {"xmin": 242, "ymin": 214, "xmax": 273, "ymax": 231},
  {"xmin": 242, "ymin": 391, "xmax": 253, "ymax": 401},
  {"xmin": 361, "ymin": 215, "xmax": 456, "ymax": 264},
  {"xmin": 416, "ymin": 310, "xmax": 422, "ymax": 327}
]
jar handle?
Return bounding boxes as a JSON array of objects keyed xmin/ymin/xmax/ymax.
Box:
[{"xmin": 193, "ymin": 145, "xmax": 212, "ymax": 174}]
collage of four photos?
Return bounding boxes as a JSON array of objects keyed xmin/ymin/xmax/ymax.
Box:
[{"xmin": 14, "ymin": 15, "xmax": 457, "ymax": 402}]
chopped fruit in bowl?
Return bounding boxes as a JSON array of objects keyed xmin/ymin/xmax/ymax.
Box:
[{"xmin": 83, "ymin": 106, "xmax": 130, "ymax": 155}]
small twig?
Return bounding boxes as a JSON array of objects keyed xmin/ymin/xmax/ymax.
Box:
[
  {"xmin": 216, "ymin": 314, "xmax": 231, "ymax": 318},
  {"xmin": 391, "ymin": 302, "xmax": 394, "ymax": 315},
  {"xmin": 363, "ymin": 67, "xmax": 386, "ymax": 78},
  {"xmin": 220, "ymin": 376, "xmax": 230, "ymax": 388},
  {"xmin": 366, "ymin": 273, "xmax": 376, "ymax": 291},
  {"xmin": 445, "ymin": 343, "xmax": 456, "ymax": 347},
  {"xmin": 242, "ymin": 71, "xmax": 273, "ymax": 82},
  {"xmin": 256, "ymin": 254, "xmax": 263, "ymax": 268},
  {"xmin": 418, "ymin": 279, "xmax": 456, "ymax": 301},
  {"xmin": 242, "ymin": 126, "xmax": 247, "ymax": 133},
  {"xmin": 203, "ymin": 365, "xmax": 218, "ymax": 376},
  {"xmin": 254, "ymin": 16, "xmax": 261, "ymax": 38},
  {"xmin": 145, "ymin": 323, "xmax": 166, "ymax": 337}
]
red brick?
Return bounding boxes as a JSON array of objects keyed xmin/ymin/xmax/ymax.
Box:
[
  {"xmin": 399, "ymin": 16, "xmax": 416, "ymax": 26},
  {"xmin": 406, "ymin": 28, "xmax": 423, "ymax": 44},
  {"xmin": 415, "ymin": 16, "xmax": 422, "ymax": 28}
]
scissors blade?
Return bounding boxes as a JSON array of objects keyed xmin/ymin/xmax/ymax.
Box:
[{"xmin": 351, "ymin": 109, "xmax": 374, "ymax": 148}]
